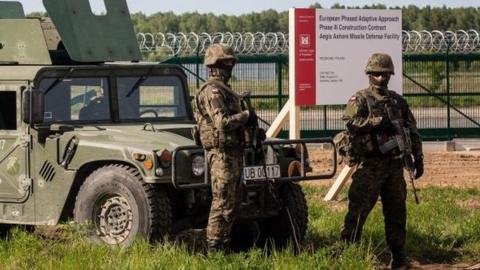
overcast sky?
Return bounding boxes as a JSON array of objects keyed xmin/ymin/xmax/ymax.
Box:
[{"xmin": 17, "ymin": 0, "xmax": 480, "ymax": 15}]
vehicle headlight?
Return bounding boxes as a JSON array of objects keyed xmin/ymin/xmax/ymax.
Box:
[
  {"xmin": 191, "ymin": 155, "xmax": 205, "ymax": 177},
  {"xmin": 156, "ymin": 149, "xmax": 171, "ymax": 168}
]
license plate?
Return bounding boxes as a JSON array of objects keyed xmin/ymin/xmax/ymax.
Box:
[{"xmin": 243, "ymin": 164, "xmax": 281, "ymax": 180}]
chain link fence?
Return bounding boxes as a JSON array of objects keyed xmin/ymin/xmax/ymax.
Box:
[{"xmin": 151, "ymin": 31, "xmax": 480, "ymax": 140}]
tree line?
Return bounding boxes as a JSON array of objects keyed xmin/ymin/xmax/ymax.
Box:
[
  {"xmin": 129, "ymin": 4, "xmax": 480, "ymax": 33},
  {"xmin": 27, "ymin": 3, "xmax": 480, "ymax": 32}
]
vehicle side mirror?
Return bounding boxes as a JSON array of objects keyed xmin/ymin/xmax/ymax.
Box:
[{"xmin": 22, "ymin": 89, "xmax": 45, "ymax": 124}]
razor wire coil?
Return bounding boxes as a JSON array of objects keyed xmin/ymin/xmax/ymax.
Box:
[{"xmin": 137, "ymin": 30, "xmax": 480, "ymax": 56}]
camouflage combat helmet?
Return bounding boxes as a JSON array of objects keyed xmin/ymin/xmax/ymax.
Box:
[
  {"xmin": 204, "ymin": 43, "xmax": 237, "ymax": 67},
  {"xmin": 365, "ymin": 53, "xmax": 395, "ymax": 75}
]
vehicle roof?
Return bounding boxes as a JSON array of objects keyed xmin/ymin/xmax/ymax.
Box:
[
  {"xmin": 35, "ymin": 63, "xmax": 185, "ymax": 73},
  {"xmin": 35, "ymin": 63, "xmax": 188, "ymax": 84},
  {"xmin": 0, "ymin": 63, "xmax": 186, "ymax": 82}
]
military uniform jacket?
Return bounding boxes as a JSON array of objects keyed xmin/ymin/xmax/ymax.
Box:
[
  {"xmin": 195, "ymin": 78, "xmax": 249, "ymax": 149},
  {"xmin": 343, "ymin": 86, "xmax": 423, "ymax": 159}
]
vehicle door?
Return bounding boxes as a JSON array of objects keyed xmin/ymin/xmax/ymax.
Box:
[{"xmin": 0, "ymin": 86, "xmax": 31, "ymax": 202}]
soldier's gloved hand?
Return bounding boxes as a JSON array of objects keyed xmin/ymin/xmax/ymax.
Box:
[
  {"xmin": 414, "ymin": 156, "xmax": 424, "ymax": 179},
  {"xmin": 246, "ymin": 110, "xmax": 258, "ymax": 127},
  {"xmin": 381, "ymin": 116, "xmax": 395, "ymax": 131},
  {"xmin": 370, "ymin": 116, "xmax": 384, "ymax": 127},
  {"xmin": 257, "ymin": 128, "xmax": 267, "ymax": 141},
  {"xmin": 373, "ymin": 116, "xmax": 394, "ymax": 132},
  {"xmin": 370, "ymin": 116, "xmax": 387, "ymax": 126}
]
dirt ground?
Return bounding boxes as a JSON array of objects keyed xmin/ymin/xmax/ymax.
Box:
[
  {"xmin": 308, "ymin": 148, "xmax": 480, "ymax": 270},
  {"xmin": 308, "ymin": 149, "xmax": 480, "ymax": 189},
  {"xmin": 415, "ymin": 151, "xmax": 480, "ymax": 189}
]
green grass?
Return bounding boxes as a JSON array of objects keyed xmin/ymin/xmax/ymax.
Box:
[
  {"xmin": 303, "ymin": 185, "xmax": 480, "ymax": 265},
  {"xmin": 0, "ymin": 186, "xmax": 478, "ymax": 269}
]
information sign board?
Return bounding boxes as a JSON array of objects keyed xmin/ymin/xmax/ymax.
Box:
[{"xmin": 290, "ymin": 9, "xmax": 402, "ymax": 105}]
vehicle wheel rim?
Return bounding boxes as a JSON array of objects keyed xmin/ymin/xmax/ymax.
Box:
[{"xmin": 94, "ymin": 194, "xmax": 133, "ymax": 245}]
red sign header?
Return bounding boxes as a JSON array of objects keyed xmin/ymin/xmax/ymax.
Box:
[{"xmin": 294, "ymin": 8, "xmax": 316, "ymax": 105}]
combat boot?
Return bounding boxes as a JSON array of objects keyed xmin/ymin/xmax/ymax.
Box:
[
  {"xmin": 207, "ymin": 239, "xmax": 231, "ymax": 255},
  {"xmin": 340, "ymin": 227, "xmax": 361, "ymax": 244},
  {"xmin": 207, "ymin": 243, "xmax": 223, "ymax": 255},
  {"xmin": 390, "ymin": 247, "xmax": 409, "ymax": 269}
]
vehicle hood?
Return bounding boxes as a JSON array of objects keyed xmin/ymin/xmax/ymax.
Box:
[{"xmin": 64, "ymin": 123, "xmax": 195, "ymax": 152}]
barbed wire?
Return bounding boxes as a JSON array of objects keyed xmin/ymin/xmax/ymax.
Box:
[
  {"xmin": 402, "ymin": 30, "xmax": 480, "ymax": 53},
  {"xmin": 137, "ymin": 30, "xmax": 480, "ymax": 56}
]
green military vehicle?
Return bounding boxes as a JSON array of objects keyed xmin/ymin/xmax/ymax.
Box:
[{"xmin": 0, "ymin": 0, "xmax": 336, "ymax": 247}]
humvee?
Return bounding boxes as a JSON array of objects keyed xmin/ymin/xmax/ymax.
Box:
[{"xmin": 0, "ymin": 0, "xmax": 336, "ymax": 247}]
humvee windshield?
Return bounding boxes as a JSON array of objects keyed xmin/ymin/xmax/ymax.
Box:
[
  {"xmin": 39, "ymin": 75, "xmax": 188, "ymax": 123},
  {"xmin": 117, "ymin": 76, "xmax": 187, "ymax": 120}
]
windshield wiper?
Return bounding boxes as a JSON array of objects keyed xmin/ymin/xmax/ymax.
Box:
[
  {"xmin": 43, "ymin": 68, "xmax": 74, "ymax": 95},
  {"xmin": 125, "ymin": 67, "xmax": 154, "ymax": 98}
]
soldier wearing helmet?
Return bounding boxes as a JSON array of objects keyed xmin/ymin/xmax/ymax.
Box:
[
  {"xmin": 340, "ymin": 53, "xmax": 423, "ymax": 269},
  {"xmin": 194, "ymin": 43, "xmax": 254, "ymax": 253}
]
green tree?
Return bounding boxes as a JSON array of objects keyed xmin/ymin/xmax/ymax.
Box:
[
  {"xmin": 207, "ymin": 14, "xmax": 226, "ymax": 32},
  {"xmin": 122, "ymin": 5, "xmax": 480, "ymax": 34},
  {"xmin": 258, "ymin": 9, "xmax": 280, "ymax": 32},
  {"xmin": 26, "ymin": 11, "xmax": 48, "ymax": 17},
  {"xmin": 278, "ymin": 11, "xmax": 289, "ymax": 33},
  {"xmin": 148, "ymin": 12, "xmax": 180, "ymax": 33},
  {"xmin": 455, "ymin": 8, "xmax": 476, "ymax": 30},
  {"xmin": 179, "ymin": 12, "xmax": 208, "ymax": 32},
  {"xmin": 362, "ymin": 4, "xmax": 387, "ymax": 9},
  {"xmin": 242, "ymin": 13, "xmax": 261, "ymax": 32},
  {"xmin": 331, "ymin": 3, "xmax": 346, "ymax": 9},
  {"xmin": 309, "ymin": 3, "xmax": 322, "ymax": 9}
]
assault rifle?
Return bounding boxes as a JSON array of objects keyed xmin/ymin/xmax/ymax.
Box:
[
  {"xmin": 381, "ymin": 105, "xmax": 420, "ymax": 204},
  {"xmin": 240, "ymin": 91, "xmax": 272, "ymax": 183},
  {"xmin": 241, "ymin": 91, "xmax": 266, "ymax": 150}
]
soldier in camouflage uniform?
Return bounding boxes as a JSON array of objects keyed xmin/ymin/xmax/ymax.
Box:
[
  {"xmin": 340, "ymin": 53, "xmax": 424, "ymax": 269},
  {"xmin": 194, "ymin": 43, "xmax": 254, "ymax": 253}
]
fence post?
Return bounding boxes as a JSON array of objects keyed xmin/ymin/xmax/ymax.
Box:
[
  {"xmin": 323, "ymin": 105, "xmax": 327, "ymax": 133},
  {"xmin": 196, "ymin": 47, "xmax": 201, "ymax": 89},
  {"xmin": 446, "ymin": 44, "xmax": 451, "ymax": 140},
  {"xmin": 277, "ymin": 57, "xmax": 283, "ymax": 112}
]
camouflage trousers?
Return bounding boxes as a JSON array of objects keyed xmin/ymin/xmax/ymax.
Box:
[
  {"xmin": 341, "ymin": 156, "xmax": 407, "ymax": 251},
  {"xmin": 206, "ymin": 148, "xmax": 243, "ymax": 248}
]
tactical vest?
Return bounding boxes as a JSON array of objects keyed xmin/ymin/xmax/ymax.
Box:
[
  {"xmin": 193, "ymin": 79, "xmax": 244, "ymax": 150},
  {"xmin": 360, "ymin": 89, "xmax": 405, "ymax": 156},
  {"xmin": 336, "ymin": 89, "xmax": 405, "ymax": 164}
]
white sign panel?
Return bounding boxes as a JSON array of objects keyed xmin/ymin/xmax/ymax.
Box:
[{"xmin": 290, "ymin": 9, "xmax": 402, "ymax": 105}]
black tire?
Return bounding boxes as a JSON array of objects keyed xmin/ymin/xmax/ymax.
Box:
[
  {"xmin": 0, "ymin": 224, "xmax": 12, "ymax": 238},
  {"xmin": 73, "ymin": 164, "xmax": 172, "ymax": 246},
  {"xmin": 259, "ymin": 183, "xmax": 308, "ymax": 250},
  {"xmin": 230, "ymin": 221, "xmax": 261, "ymax": 252}
]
